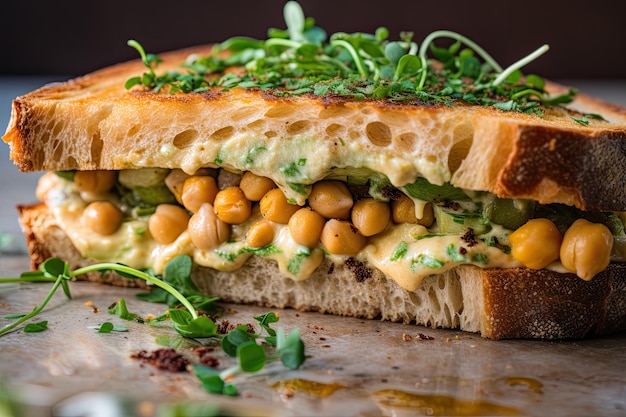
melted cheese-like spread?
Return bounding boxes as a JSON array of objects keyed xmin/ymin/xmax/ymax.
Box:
[{"xmin": 44, "ymin": 172, "xmax": 522, "ymax": 291}]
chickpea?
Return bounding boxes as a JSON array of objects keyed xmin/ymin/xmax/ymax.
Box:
[
  {"xmin": 320, "ymin": 219, "xmax": 367, "ymax": 255},
  {"xmin": 509, "ymin": 218, "xmax": 562, "ymax": 270},
  {"xmin": 181, "ymin": 176, "xmax": 218, "ymax": 213},
  {"xmin": 246, "ymin": 221, "xmax": 275, "ymax": 248},
  {"xmin": 289, "ymin": 207, "xmax": 326, "ymax": 248},
  {"xmin": 259, "ymin": 188, "xmax": 301, "ymax": 224},
  {"xmin": 164, "ymin": 169, "xmax": 187, "ymax": 204},
  {"xmin": 560, "ymin": 218, "xmax": 614, "ymax": 280},
  {"xmin": 82, "ymin": 201, "xmax": 123, "ymax": 236},
  {"xmin": 213, "ymin": 186, "xmax": 252, "ymax": 225},
  {"xmin": 36, "ymin": 172, "xmax": 58, "ymax": 202},
  {"xmin": 391, "ymin": 195, "xmax": 434, "ymax": 227},
  {"xmin": 239, "ymin": 172, "xmax": 276, "ymax": 201},
  {"xmin": 350, "ymin": 198, "xmax": 390, "ymax": 237},
  {"xmin": 392, "ymin": 194, "xmax": 417, "ymax": 224},
  {"xmin": 308, "ymin": 180, "xmax": 353, "ymax": 220},
  {"xmin": 148, "ymin": 204, "xmax": 190, "ymax": 244},
  {"xmin": 74, "ymin": 170, "xmax": 117, "ymax": 194},
  {"xmin": 188, "ymin": 203, "xmax": 230, "ymax": 250}
]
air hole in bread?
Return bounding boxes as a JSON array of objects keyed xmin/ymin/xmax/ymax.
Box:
[
  {"xmin": 318, "ymin": 105, "xmax": 354, "ymax": 119},
  {"xmin": 349, "ymin": 130, "xmax": 360, "ymax": 140},
  {"xmin": 326, "ymin": 123, "xmax": 345, "ymax": 137},
  {"xmin": 264, "ymin": 105, "xmax": 296, "ymax": 118},
  {"xmin": 127, "ymin": 125, "xmax": 140, "ymax": 137},
  {"xmin": 408, "ymin": 291, "xmax": 422, "ymax": 307},
  {"xmin": 210, "ymin": 126, "xmax": 235, "ymax": 141},
  {"xmin": 265, "ymin": 131, "xmax": 277, "ymax": 138},
  {"xmin": 90, "ymin": 132, "xmax": 103, "ymax": 165},
  {"xmin": 52, "ymin": 139, "xmax": 64, "ymax": 161},
  {"xmin": 366, "ymin": 122, "xmax": 392, "ymax": 147},
  {"xmin": 361, "ymin": 107, "xmax": 374, "ymax": 115},
  {"xmin": 286, "ymin": 120, "xmax": 312, "ymax": 135},
  {"xmin": 443, "ymin": 304, "xmax": 452, "ymax": 325},
  {"xmin": 52, "ymin": 121, "xmax": 64, "ymax": 137},
  {"xmin": 438, "ymin": 275, "xmax": 446, "ymax": 290},
  {"xmin": 230, "ymin": 106, "xmax": 260, "ymax": 122},
  {"xmin": 395, "ymin": 132, "xmax": 418, "ymax": 152},
  {"xmin": 448, "ymin": 137, "xmax": 473, "ymax": 174},
  {"xmin": 428, "ymin": 287, "xmax": 441, "ymax": 313},
  {"xmin": 173, "ymin": 129, "xmax": 199, "ymax": 149},
  {"xmin": 247, "ymin": 119, "xmax": 265, "ymax": 131}
]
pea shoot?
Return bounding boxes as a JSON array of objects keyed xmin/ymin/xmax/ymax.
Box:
[
  {"xmin": 125, "ymin": 1, "xmax": 577, "ymax": 115},
  {"xmin": 0, "ymin": 255, "xmax": 306, "ymax": 396}
]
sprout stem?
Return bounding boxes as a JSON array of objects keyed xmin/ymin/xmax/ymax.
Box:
[
  {"xmin": 493, "ymin": 44, "xmax": 550, "ymax": 86},
  {"xmin": 417, "ymin": 30, "xmax": 503, "ymax": 90},
  {"xmin": 73, "ymin": 263, "xmax": 198, "ymax": 320}
]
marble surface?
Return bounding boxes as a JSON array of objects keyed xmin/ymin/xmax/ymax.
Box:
[{"xmin": 1, "ymin": 77, "xmax": 626, "ymax": 416}]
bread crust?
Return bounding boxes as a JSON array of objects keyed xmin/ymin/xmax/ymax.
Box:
[
  {"xmin": 17, "ymin": 202, "xmax": 626, "ymax": 339},
  {"xmin": 4, "ymin": 46, "xmax": 626, "ymax": 210}
]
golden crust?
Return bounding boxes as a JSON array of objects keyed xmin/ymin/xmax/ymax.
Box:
[
  {"xmin": 4, "ymin": 45, "xmax": 626, "ymax": 210},
  {"xmin": 16, "ymin": 202, "xmax": 626, "ymax": 339}
]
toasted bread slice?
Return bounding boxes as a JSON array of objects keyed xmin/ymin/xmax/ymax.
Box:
[
  {"xmin": 4, "ymin": 45, "xmax": 626, "ymax": 211},
  {"xmin": 17, "ymin": 202, "xmax": 626, "ymax": 339}
]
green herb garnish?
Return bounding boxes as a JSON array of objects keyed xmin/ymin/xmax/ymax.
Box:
[
  {"xmin": 23, "ymin": 320, "xmax": 48, "ymax": 333},
  {"xmin": 390, "ymin": 241, "xmax": 409, "ymax": 262},
  {"xmin": 125, "ymin": 1, "xmax": 575, "ymax": 114},
  {"xmin": 1, "ymin": 255, "xmax": 306, "ymax": 397}
]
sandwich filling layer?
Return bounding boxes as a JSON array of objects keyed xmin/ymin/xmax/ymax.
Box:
[{"xmin": 36, "ymin": 158, "xmax": 625, "ymax": 292}]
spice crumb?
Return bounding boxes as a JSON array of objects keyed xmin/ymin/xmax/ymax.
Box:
[{"xmin": 131, "ymin": 348, "xmax": 189, "ymax": 372}]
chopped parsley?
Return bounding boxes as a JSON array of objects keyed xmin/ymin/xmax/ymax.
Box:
[
  {"xmin": 125, "ymin": 2, "xmax": 576, "ymax": 115},
  {"xmin": 390, "ymin": 241, "xmax": 409, "ymax": 261}
]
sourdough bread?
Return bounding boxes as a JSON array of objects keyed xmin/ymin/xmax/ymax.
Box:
[
  {"xmin": 17, "ymin": 202, "xmax": 626, "ymax": 339},
  {"xmin": 5, "ymin": 46, "xmax": 626, "ymax": 211}
]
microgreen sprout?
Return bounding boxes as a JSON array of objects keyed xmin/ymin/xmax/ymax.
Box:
[
  {"xmin": 0, "ymin": 255, "xmax": 306, "ymax": 396},
  {"xmin": 124, "ymin": 1, "xmax": 576, "ymax": 114}
]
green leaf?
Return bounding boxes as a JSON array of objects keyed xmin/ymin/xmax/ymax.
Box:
[
  {"xmin": 108, "ymin": 298, "xmax": 138, "ymax": 321},
  {"xmin": 284, "ymin": 1, "xmax": 305, "ymax": 41},
  {"xmin": 375, "ymin": 27, "xmax": 389, "ymax": 42},
  {"xmin": 525, "ymin": 74, "xmax": 545, "ymax": 90},
  {"xmin": 40, "ymin": 258, "xmax": 67, "ymax": 278},
  {"xmin": 168, "ymin": 309, "xmax": 192, "ymax": 326},
  {"xmin": 192, "ymin": 364, "xmax": 238, "ymax": 396},
  {"xmin": 155, "ymin": 335, "xmax": 184, "ymax": 349},
  {"xmin": 254, "ymin": 312, "xmax": 279, "ymax": 337},
  {"xmin": 97, "ymin": 322, "xmax": 114, "ymax": 333},
  {"xmin": 237, "ymin": 341, "xmax": 267, "ymax": 372},
  {"xmin": 222, "ymin": 328, "xmax": 256, "ymax": 357},
  {"xmin": 24, "ymin": 321, "xmax": 48, "ymax": 333},
  {"xmin": 394, "ymin": 54, "xmax": 421, "ymax": 81},
  {"xmin": 277, "ymin": 329, "xmax": 306, "ymax": 370},
  {"xmin": 402, "ymin": 177, "xmax": 468, "ymax": 202},
  {"xmin": 173, "ymin": 315, "xmax": 219, "ymax": 339}
]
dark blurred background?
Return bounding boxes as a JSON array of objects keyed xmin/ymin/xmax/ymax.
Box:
[{"xmin": 1, "ymin": 0, "xmax": 625, "ymax": 79}]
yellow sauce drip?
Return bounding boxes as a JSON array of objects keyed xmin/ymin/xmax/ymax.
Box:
[
  {"xmin": 373, "ymin": 389, "xmax": 521, "ymax": 416},
  {"xmin": 503, "ymin": 377, "xmax": 544, "ymax": 393},
  {"xmin": 272, "ymin": 379, "xmax": 346, "ymax": 398}
]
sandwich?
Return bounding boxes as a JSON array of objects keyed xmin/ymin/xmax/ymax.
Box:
[{"xmin": 4, "ymin": 2, "xmax": 626, "ymax": 339}]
